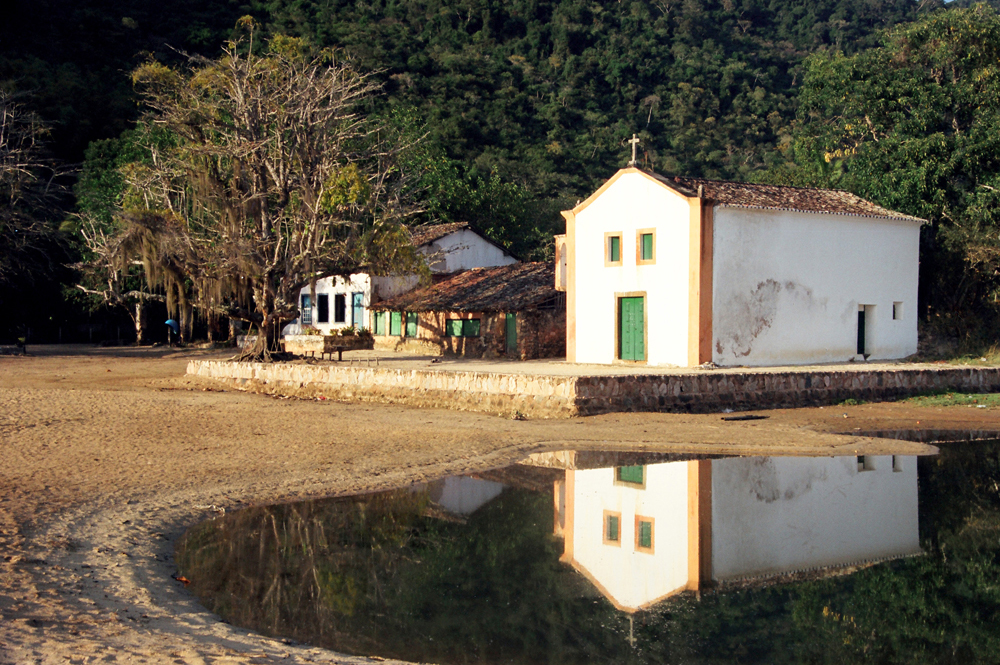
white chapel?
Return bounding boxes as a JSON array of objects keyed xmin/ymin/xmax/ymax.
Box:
[{"xmin": 555, "ymin": 167, "xmax": 923, "ymax": 367}]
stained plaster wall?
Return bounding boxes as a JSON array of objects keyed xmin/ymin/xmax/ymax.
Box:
[
  {"xmin": 572, "ymin": 172, "xmax": 691, "ymax": 366},
  {"xmin": 712, "ymin": 208, "xmax": 920, "ymax": 366},
  {"xmin": 419, "ymin": 229, "xmax": 516, "ymax": 273},
  {"xmin": 568, "ymin": 463, "xmax": 690, "ymax": 611},
  {"xmin": 710, "ymin": 456, "xmax": 920, "ymax": 580}
]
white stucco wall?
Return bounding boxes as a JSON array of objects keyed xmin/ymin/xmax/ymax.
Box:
[
  {"xmin": 572, "ymin": 172, "xmax": 691, "ymax": 366},
  {"xmin": 425, "ymin": 476, "xmax": 505, "ymax": 516},
  {"xmin": 419, "ymin": 229, "xmax": 516, "ymax": 273},
  {"xmin": 282, "ymin": 274, "xmax": 372, "ymax": 335},
  {"xmin": 569, "ymin": 462, "xmax": 690, "ymax": 610},
  {"xmin": 711, "ymin": 455, "xmax": 920, "ymax": 581},
  {"xmin": 712, "ymin": 208, "xmax": 920, "ymax": 366}
]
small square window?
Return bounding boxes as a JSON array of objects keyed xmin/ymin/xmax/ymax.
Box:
[
  {"xmin": 605, "ymin": 232, "xmax": 623, "ymax": 266},
  {"xmin": 635, "ymin": 516, "xmax": 654, "ymax": 553},
  {"xmin": 603, "ymin": 510, "xmax": 621, "ymax": 546},
  {"xmin": 892, "ymin": 455, "xmax": 903, "ymax": 473},
  {"xmin": 857, "ymin": 455, "xmax": 874, "ymax": 472},
  {"xmin": 893, "ymin": 302, "xmax": 903, "ymax": 320},
  {"xmin": 616, "ymin": 465, "xmax": 645, "ymax": 486},
  {"xmin": 636, "ymin": 229, "xmax": 655, "ymax": 265}
]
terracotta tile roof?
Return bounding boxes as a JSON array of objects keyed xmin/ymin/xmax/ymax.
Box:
[
  {"xmin": 371, "ymin": 262, "xmax": 559, "ymax": 313},
  {"xmin": 409, "ymin": 222, "xmax": 470, "ymax": 247},
  {"xmin": 651, "ymin": 173, "xmax": 924, "ymax": 222}
]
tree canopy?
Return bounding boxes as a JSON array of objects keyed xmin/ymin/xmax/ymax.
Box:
[
  {"xmin": 760, "ymin": 4, "xmax": 1000, "ymax": 336},
  {"xmin": 92, "ymin": 24, "xmax": 423, "ymax": 354}
]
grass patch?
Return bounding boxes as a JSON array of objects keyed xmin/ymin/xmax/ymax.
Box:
[{"xmin": 901, "ymin": 392, "xmax": 1000, "ymax": 408}]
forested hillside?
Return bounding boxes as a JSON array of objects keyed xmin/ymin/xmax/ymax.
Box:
[{"xmin": 3, "ymin": 0, "xmax": 995, "ymax": 343}]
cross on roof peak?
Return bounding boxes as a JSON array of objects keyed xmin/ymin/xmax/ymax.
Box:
[{"xmin": 628, "ymin": 134, "xmax": 641, "ymax": 167}]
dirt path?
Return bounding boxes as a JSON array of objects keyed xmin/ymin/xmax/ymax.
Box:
[{"xmin": 1, "ymin": 346, "xmax": 997, "ymax": 664}]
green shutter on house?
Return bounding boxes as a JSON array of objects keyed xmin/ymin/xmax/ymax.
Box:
[
  {"xmin": 374, "ymin": 311, "xmax": 386, "ymax": 335},
  {"xmin": 619, "ymin": 297, "xmax": 645, "ymax": 361},
  {"xmin": 390, "ymin": 311, "xmax": 402, "ymax": 336},
  {"xmin": 463, "ymin": 319, "xmax": 481, "ymax": 337},
  {"xmin": 446, "ymin": 320, "xmax": 464, "ymax": 337},
  {"xmin": 616, "ymin": 465, "xmax": 644, "ymax": 484},
  {"xmin": 505, "ymin": 313, "xmax": 517, "ymax": 355},
  {"xmin": 638, "ymin": 520, "xmax": 653, "ymax": 549},
  {"xmin": 641, "ymin": 233, "xmax": 653, "ymax": 261},
  {"xmin": 405, "ymin": 312, "xmax": 418, "ymax": 337},
  {"xmin": 606, "ymin": 515, "xmax": 619, "ymax": 542},
  {"xmin": 609, "ymin": 236, "xmax": 620, "ymax": 262}
]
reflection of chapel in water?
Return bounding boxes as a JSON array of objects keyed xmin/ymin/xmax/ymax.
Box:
[{"xmin": 523, "ymin": 452, "xmax": 920, "ymax": 613}]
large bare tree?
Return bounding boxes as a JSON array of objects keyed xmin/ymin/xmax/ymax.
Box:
[
  {"xmin": 114, "ymin": 21, "xmax": 421, "ymax": 357},
  {"xmin": 0, "ymin": 89, "xmax": 65, "ymax": 289}
]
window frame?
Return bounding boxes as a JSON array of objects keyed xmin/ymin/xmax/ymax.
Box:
[
  {"xmin": 316, "ymin": 294, "xmax": 330, "ymax": 324},
  {"xmin": 635, "ymin": 515, "xmax": 655, "ymax": 554},
  {"xmin": 300, "ymin": 295, "xmax": 312, "ymax": 326},
  {"xmin": 445, "ymin": 318, "xmax": 481, "ymax": 337},
  {"xmin": 605, "ymin": 232, "xmax": 623, "ymax": 267},
  {"xmin": 636, "ymin": 228, "xmax": 656, "ymax": 265},
  {"xmin": 334, "ymin": 294, "xmax": 347, "ymax": 323},
  {"xmin": 603, "ymin": 510, "xmax": 622, "ymax": 547},
  {"xmin": 614, "ymin": 465, "xmax": 646, "ymax": 489}
]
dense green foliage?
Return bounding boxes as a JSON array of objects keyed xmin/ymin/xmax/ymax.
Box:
[{"xmin": 759, "ymin": 5, "xmax": 1000, "ymax": 336}]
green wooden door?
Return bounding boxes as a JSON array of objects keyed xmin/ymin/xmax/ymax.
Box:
[
  {"xmin": 619, "ymin": 297, "xmax": 645, "ymax": 361},
  {"xmin": 390, "ymin": 311, "xmax": 402, "ymax": 336},
  {"xmin": 505, "ymin": 313, "xmax": 517, "ymax": 355},
  {"xmin": 405, "ymin": 312, "xmax": 418, "ymax": 337}
]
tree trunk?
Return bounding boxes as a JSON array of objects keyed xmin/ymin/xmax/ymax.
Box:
[{"xmin": 135, "ymin": 301, "xmax": 148, "ymax": 345}]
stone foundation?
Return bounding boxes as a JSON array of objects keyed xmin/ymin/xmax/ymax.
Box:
[{"xmin": 187, "ymin": 361, "xmax": 1000, "ymax": 419}]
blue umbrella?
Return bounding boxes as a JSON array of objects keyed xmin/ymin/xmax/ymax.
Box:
[{"xmin": 165, "ymin": 319, "xmax": 180, "ymax": 334}]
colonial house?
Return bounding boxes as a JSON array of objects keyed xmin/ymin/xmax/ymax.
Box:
[
  {"xmin": 285, "ymin": 222, "xmax": 516, "ymax": 335},
  {"xmin": 369, "ymin": 262, "xmax": 565, "ymax": 359},
  {"xmin": 539, "ymin": 452, "xmax": 919, "ymax": 613},
  {"xmin": 555, "ymin": 168, "xmax": 924, "ymax": 367}
]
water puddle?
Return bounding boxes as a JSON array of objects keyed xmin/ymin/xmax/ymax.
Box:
[{"xmin": 177, "ymin": 441, "xmax": 1000, "ymax": 663}]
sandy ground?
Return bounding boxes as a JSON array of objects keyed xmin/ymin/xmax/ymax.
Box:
[{"xmin": 2, "ymin": 346, "xmax": 999, "ymax": 664}]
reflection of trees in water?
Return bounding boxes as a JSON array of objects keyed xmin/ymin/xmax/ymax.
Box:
[{"xmin": 177, "ymin": 445, "xmax": 1000, "ymax": 664}]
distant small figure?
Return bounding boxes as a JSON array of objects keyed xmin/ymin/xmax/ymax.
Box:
[{"xmin": 165, "ymin": 319, "xmax": 180, "ymax": 346}]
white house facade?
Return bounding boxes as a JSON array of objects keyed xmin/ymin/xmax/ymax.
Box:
[
  {"xmin": 555, "ymin": 168, "xmax": 923, "ymax": 367},
  {"xmin": 554, "ymin": 454, "xmax": 920, "ymax": 612},
  {"xmin": 285, "ymin": 222, "xmax": 516, "ymax": 335}
]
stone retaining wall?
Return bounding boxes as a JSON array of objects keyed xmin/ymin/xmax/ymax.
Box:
[{"xmin": 187, "ymin": 360, "xmax": 1000, "ymax": 419}]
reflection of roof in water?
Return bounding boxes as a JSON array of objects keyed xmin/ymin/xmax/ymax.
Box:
[
  {"xmin": 474, "ymin": 465, "xmax": 563, "ymax": 492},
  {"xmin": 521, "ymin": 449, "xmax": 729, "ymax": 470}
]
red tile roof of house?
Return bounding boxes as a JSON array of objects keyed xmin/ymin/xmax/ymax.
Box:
[
  {"xmin": 409, "ymin": 222, "xmax": 471, "ymax": 247},
  {"xmin": 655, "ymin": 174, "xmax": 923, "ymax": 222},
  {"xmin": 371, "ymin": 262, "xmax": 558, "ymax": 313}
]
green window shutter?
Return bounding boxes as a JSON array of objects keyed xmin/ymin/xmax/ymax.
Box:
[
  {"xmin": 446, "ymin": 320, "xmax": 464, "ymax": 337},
  {"xmin": 606, "ymin": 515, "xmax": 619, "ymax": 542},
  {"xmin": 405, "ymin": 312, "xmax": 418, "ymax": 337},
  {"xmin": 641, "ymin": 233, "xmax": 653, "ymax": 261},
  {"xmin": 616, "ymin": 465, "xmax": 644, "ymax": 484},
  {"xmin": 374, "ymin": 311, "xmax": 386, "ymax": 335},
  {"xmin": 505, "ymin": 313, "xmax": 517, "ymax": 354},
  {"xmin": 390, "ymin": 311, "xmax": 402, "ymax": 336},
  {"xmin": 609, "ymin": 236, "xmax": 620, "ymax": 262},
  {"xmin": 463, "ymin": 319, "xmax": 481, "ymax": 337},
  {"xmin": 638, "ymin": 520, "xmax": 652, "ymax": 549}
]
